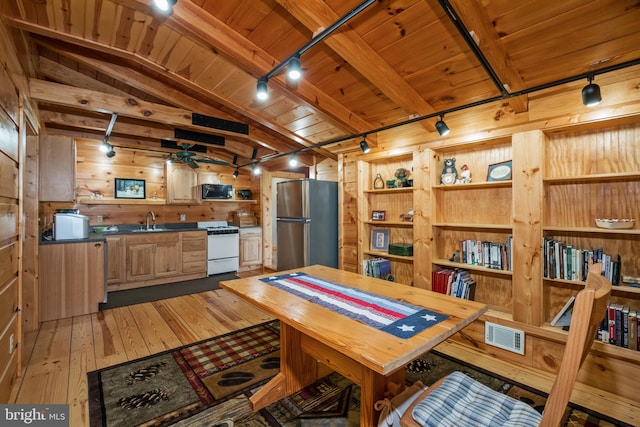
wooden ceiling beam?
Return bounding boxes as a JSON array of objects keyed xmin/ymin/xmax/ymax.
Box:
[
  {"xmin": 448, "ymin": 0, "xmax": 529, "ymax": 113},
  {"xmin": 275, "ymin": 0, "xmax": 437, "ymax": 133}
]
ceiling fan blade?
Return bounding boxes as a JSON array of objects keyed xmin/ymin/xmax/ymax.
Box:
[
  {"xmin": 187, "ymin": 160, "xmax": 199, "ymax": 169},
  {"xmin": 193, "ymin": 157, "xmax": 229, "ymax": 166}
]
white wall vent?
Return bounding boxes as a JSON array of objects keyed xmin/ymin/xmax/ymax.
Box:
[{"xmin": 485, "ymin": 322, "xmax": 525, "ymax": 355}]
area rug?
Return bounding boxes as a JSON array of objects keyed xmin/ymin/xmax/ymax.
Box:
[{"xmin": 88, "ymin": 321, "xmax": 629, "ymax": 427}]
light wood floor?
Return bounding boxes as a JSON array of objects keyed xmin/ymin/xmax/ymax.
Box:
[{"xmin": 10, "ymin": 285, "xmax": 274, "ymax": 427}]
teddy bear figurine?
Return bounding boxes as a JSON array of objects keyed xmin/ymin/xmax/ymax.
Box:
[{"xmin": 440, "ymin": 158, "xmax": 458, "ymax": 185}]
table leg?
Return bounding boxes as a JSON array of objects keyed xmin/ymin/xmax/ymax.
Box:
[
  {"xmin": 360, "ymin": 367, "xmax": 405, "ymax": 427},
  {"xmin": 249, "ymin": 322, "xmax": 318, "ymax": 410}
]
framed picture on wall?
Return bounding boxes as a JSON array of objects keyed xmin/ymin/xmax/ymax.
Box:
[
  {"xmin": 371, "ymin": 229, "xmax": 389, "ymax": 252},
  {"xmin": 115, "ymin": 178, "xmax": 146, "ymax": 199},
  {"xmin": 487, "ymin": 160, "xmax": 512, "ymax": 182}
]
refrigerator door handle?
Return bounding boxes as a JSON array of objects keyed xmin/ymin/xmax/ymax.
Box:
[{"xmin": 303, "ymin": 221, "xmax": 310, "ymax": 266}]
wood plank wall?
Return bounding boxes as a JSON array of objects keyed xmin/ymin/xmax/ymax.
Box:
[
  {"xmin": 40, "ymin": 138, "xmax": 262, "ymax": 229},
  {"xmin": 0, "ymin": 21, "xmax": 22, "ymax": 403}
]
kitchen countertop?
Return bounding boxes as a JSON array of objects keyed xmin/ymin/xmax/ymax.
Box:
[{"xmin": 40, "ymin": 222, "xmax": 206, "ymax": 245}]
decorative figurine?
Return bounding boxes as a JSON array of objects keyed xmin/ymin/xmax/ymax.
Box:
[
  {"xmin": 395, "ymin": 168, "xmax": 410, "ymax": 187},
  {"xmin": 440, "ymin": 158, "xmax": 458, "ymax": 185},
  {"xmin": 373, "ymin": 173, "xmax": 384, "ymax": 189},
  {"xmin": 458, "ymin": 164, "xmax": 471, "ymax": 184}
]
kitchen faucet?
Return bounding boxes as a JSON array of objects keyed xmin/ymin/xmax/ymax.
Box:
[{"xmin": 146, "ymin": 211, "xmax": 156, "ymax": 230}]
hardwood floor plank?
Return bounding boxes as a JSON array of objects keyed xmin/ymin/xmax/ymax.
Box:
[
  {"xmin": 129, "ymin": 302, "xmax": 182, "ymax": 353},
  {"xmin": 151, "ymin": 299, "xmax": 202, "ymax": 344},
  {"xmin": 15, "ymin": 318, "xmax": 72, "ymax": 404},
  {"xmin": 155, "ymin": 294, "xmax": 222, "ymax": 342},
  {"xmin": 68, "ymin": 315, "xmax": 97, "ymax": 427},
  {"xmin": 111, "ymin": 306, "xmax": 151, "ymax": 360},
  {"xmin": 91, "ymin": 310, "xmax": 128, "ymax": 369},
  {"xmin": 200, "ymin": 289, "xmax": 273, "ymax": 328}
]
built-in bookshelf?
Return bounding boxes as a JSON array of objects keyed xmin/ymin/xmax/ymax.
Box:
[
  {"xmin": 430, "ymin": 137, "xmax": 514, "ymax": 314},
  {"xmin": 542, "ymin": 123, "xmax": 640, "ymax": 327}
]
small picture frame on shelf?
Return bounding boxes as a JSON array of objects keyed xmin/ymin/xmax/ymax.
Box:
[
  {"xmin": 371, "ymin": 229, "xmax": 389, "ymax": 252},
  {"xmin": 115, "ymin": 178, "xmax": 146, "ymax": 199},
  {"xmin": 487, "ymin": 160, "xmax": 512, "ymax": 181},
  {"xmin": 371, "ymin": 210, "xmax": 386, "ymax": 221}
]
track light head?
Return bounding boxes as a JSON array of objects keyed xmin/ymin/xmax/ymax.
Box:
[
  {"xmin": 435, "ymin": 115, "xmax": 450, "ymax": 136},
  {"xmin": 288, "ymin": 155, "xmax": 298, "ymax": 167},
  {"xmin": 582, "ymin": 75, "xmax": 602, "ymax": 107},
  {"xmin": 105, "ymin": 145, "xmax": 116, "ymax": 158},
  {"xmin": 152, "ymin": 0, "xmax": 176, "ymax": 13},
  {"xmin": 287, "ymin": 55, "xmax": 302, "ymax": 81},
  {"xmin": 256, "ymin": 78, "xmax": 269, "ymax": 101},
  {"xmin": 252, "ymin": 164, "xmax": 261, "ymax": 175},
  {"xmin": 359, "ymin": 137, "xmax": 370, "ymax": 153},
  {"xmin": 99, "ymin": 140, "xmax": 109, "ymax": 153},
  {"xmin": 232, "ymin": 169, "xmax": 239, "ymax": 179}
]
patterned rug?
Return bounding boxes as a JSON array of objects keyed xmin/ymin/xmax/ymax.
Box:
[{"xmin": 88, "ymin": 321, "xmax": 628, "ymax": 427}]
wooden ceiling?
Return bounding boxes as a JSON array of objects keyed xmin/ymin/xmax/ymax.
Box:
[{"xmin": 2, "ymin": 0, "xmax": 640, "ymax": 171}]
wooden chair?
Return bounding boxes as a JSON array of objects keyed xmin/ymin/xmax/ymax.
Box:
[{"xmin": 400, "ymin": 264, "xmax": 612, "ymax": 427}]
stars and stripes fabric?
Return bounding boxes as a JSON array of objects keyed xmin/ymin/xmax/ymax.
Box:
[{"xmin": 260, "ymin": 272, "xmax": 448, "ymax": 339}]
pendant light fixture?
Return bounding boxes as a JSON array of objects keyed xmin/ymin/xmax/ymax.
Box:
[
  {"xmin": 359, "ymin": 136, "xmax": 370, "ymax": 153},
  {"xmin": 582, "ymin": 74, "xmax": 602, "ymax": 107},
  {"xmin": 435, "ymin": 114, "xmax": 450, "ymax": 136}
]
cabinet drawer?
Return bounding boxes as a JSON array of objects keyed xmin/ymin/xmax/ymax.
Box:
[
  {"xmin": 239, "ymin": 228, "xmax": 262, "ymax": 238},
  {"xmin": 183, "ymin": 261, "xmax": 206, "ymax": 274},
  {"xmin": 183, "ymin": 239, "xmax": 206, "ymax": 252},
  {"xmin": 183, "ymin": 251, "xmax": 206, "ymax": 263}
]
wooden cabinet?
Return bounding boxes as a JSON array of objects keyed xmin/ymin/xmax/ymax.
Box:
[
  {"xmin": 125, "ymin": 233, "xmax": 180, "ymax": 283},
  {"xmin": 106, "ymin": 236, "xmax": 126, "ymax": 285},
  {"xmin": 166, "ymin": 162, "xmax": 199, "ymax": 204},
  {"xmin": 181, "ymin": 230, "xmax": 207, "ymax": 273},
  {"xmin": 39, "ymin": 135, "xmax": 76, "ymax": 201},
  {"xmin": 239, "ymin": 227, "xmax": 262, "ymax": 269},
  {"xmin": 39, "ymin": 241, "xmax": 105, "ymax": 322}
]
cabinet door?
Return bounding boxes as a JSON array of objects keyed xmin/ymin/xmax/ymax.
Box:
[
  {"xmin": 126, "ymin": 243, "xmax": 155, "ymax": 281},
  {"xmin": 155, "ymin": 240, "xmax": 181, "ymax": 277},
  {"xmin": 240, "ymin": 234, "xmax": 262, "ymax": 266},
  {"xmin": 106, "ymin": 236, "xmax": 126, "ymax": 285},
  {"xmin": 166, "ymin": 162, "xmax": 199, "ymax": 204},
  {"xmin": 39, "ymin": 135, "xmax": 76, "ymax": 201},
  {"xmin": 39, "ymin": 241, "xmax": 105, "ymax": 322}
]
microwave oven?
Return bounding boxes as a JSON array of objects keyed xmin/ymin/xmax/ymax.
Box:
[{"xmin": 201, "ymin": 183, "xmax": 233, "ymax": 200}]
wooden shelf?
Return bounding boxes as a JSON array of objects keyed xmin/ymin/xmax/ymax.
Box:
[
  {"xmin": 363, "ymin": 187, "xmax": 413, "ymax": 194},
  {"xmin": 543, "ymin": 226, "xmax": 640, "ymax": 235},
  {"xmin": 363, "ymin": 250, "xmax": 413, "ymax": 262},
  {"xmin": 434, "ymin": 223, "xmax": 512, "ymax": 230},
  {"xmin": 544, "ymin": 172, "xmax": 640, "ymax": 184},
  {"xmin": 433, "ymin": 258, "xmax": 513, "ymax": 276},
  {"xmin": 363, "ymin": 220, "xmax": 413, "ymax": 227},
  {"xmin": 79, "ymin": 198, "xmax": 167, "ymax": 205},
  {"xmin": 433, "ymin": 180, "xmax": 511, "ymax": 190},
  {"xmin": 543, "ymin": 277, "xmax": 640, "ymax": 295}
]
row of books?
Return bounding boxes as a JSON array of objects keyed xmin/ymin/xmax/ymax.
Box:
[
  {"xmin": 599, "ymin": 304, "xmax": 639, "ymax": 351},
  {"xmin": 458, "ymin": 237, "xmax": 512, "ymax": 271},
  {"xmin": 542, "ymin": 237, "xmax": 621, "ymax": 285},
  {"xmin": 552, "ymin": 297, "xmax": 640, "ymax": 351},
  {"xmin": 363, "ymin": 257, "xmax": 392, "ymax": 281},
  {"xmin": 431, "ymin": 269, "xmax": 476, "ymax": 300}
]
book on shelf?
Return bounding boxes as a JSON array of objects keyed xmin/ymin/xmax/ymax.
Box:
[
  {"xmin": 628, "ymin": 311, "xmax": 637, "ymax": 351},
  {"xmin": 363, "ymin": 257, "xmax": 392, "ymax": 281},
  {"xmin": 550, "ymin": 295, "xmax": 576, "ymax": 327},
  {"xmin": 457, "ymin": 237, "xmax": 512, "ymax": 271},
  {"xmin": 430, "ymin": 268, "xmax": 476, "ymax": 301},
  {"xmin": 542, "ymin": 237, "xmax": 622, "ymax": 284}
]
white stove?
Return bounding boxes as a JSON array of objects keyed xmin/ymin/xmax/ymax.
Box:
[{"xmin": 198, "ymin": 221, "xmax": 240, "ymax": 275}]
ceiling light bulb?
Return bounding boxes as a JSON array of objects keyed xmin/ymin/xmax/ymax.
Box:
[
  {"xmin": 435, "ymin": 116, "xmax": 450, "ymax": 136},
  {"xmin": 359, "ymin": 138, "xmax": 370, "ymax": 153},
  {"xmin": 99, "ymin": 141, "xmax": 109, "ymax": 152},
  {"xmin": 232, "ymin": 169, "xmax": 239, "ymax": 179},
  {"xmin": 256, "ymin": 79, "xmax": 269, "ymax": 101},
  {"xmin": 582, "ymin": 75, "xmax": 602, "ymax": 107},
  {"xmin": 287, "ymin": 56, "xmax": 302, "ymax": 81},
  {"xmin": 289, "ymin": 155, "xmax": 298, "ymax": 167},
  {"xmin": 252, "ymin": 164, "xmax": 261, "ymax": 175},
  {"xmin": 153, "ymin": 0, "xmax": 176, "ymax": 13}
]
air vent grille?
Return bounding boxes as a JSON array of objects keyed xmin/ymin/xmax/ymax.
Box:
[{"xmin": 485, "ymin": 322, "xmax": 525, "ymax": 355}]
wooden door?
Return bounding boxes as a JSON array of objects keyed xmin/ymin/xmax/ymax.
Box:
[
  {"xmin": 154, "ymin": 240, "xmax": 181, "ymax": 277},
  {"xmin": 126, "ymin": 243, "xmax": 155, "ymax": 281},
  {"xmin": 106, "ymin": 236, "xmax": 126, "ymax": 286}
]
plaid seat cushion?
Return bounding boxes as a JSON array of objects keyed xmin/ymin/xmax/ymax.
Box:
[{"xmin": 411, "ymin": 371, "xmax": 542, "ymax": 427}]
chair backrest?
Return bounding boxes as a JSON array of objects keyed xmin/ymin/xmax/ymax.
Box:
[{"xmin": 539, "ymin": 263, "xmax": 612, "ymax": 427}]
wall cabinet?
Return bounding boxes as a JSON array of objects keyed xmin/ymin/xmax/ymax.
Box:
[
  {"xmin": 239, "ymin": 227, "xmax": 262, "ymax": 269},
  {"xmin": 39, "ymin": 135, "xmax": 76, "ymax": 201},
  {"xmin": 39, "ymin": 241, "xmax": 105, "ymax": 322},
  {"xmin": 166, "ymin": 162, "xmax": 199, "ymax": 204}
]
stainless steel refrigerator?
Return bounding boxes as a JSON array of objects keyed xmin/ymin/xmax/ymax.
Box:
[{"xmin": 276, "ymin": 179, "xmax": 338, "ymax": 271}]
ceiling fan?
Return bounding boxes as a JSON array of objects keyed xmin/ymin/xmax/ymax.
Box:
[{"xmin": 166, "ymin": 142, "xmax": 229, "ymax": 169}]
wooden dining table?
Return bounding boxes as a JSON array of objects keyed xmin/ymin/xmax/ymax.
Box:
[{"xmin": 220, "ymin": 265, "xmax": 487, "ymax": 426}]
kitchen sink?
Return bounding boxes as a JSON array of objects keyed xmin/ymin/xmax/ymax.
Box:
[{"xmin": 131, "ymin": 228, "xmax": 167, "ymax": 233}]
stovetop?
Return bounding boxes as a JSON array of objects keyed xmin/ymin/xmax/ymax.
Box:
[{"xmin": 197, "ymin": 221, "xmax": 239, "ymax": 234}]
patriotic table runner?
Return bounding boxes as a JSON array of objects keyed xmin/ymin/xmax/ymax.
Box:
[{"xmin": 260, "ymin": 272, "xmax": 448, "ymax": 339}]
